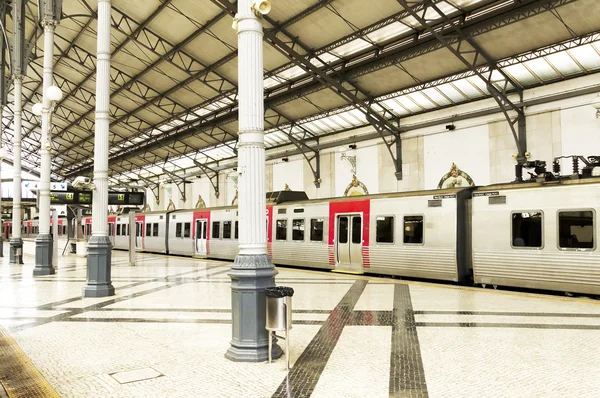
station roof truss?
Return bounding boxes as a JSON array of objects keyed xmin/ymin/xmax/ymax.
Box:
[{"xmin": 0, "ymin": 0, "xmax": 599, "ymax": 185}]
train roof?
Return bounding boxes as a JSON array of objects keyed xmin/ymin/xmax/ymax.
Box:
[{"xmin": 475, "ymin": 176, "xmax": 600, "ymax": 192}]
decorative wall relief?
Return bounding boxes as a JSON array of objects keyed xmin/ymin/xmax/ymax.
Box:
[
  {"xmin": 437, "ymin": 163, "xmax": 475, "ymax": 189},
  {"xmin": 142, "ymin": 204, "xmax": 151, "ymax": 212},
  {"xmin": 195, "ymin": 195, "xmax": 206, "ymax": 209},
  {"xmin": 344, "ymin": 174, "xmax": 369, "ymax": 196},
  {"xmin": 284, "ymin": 184, "xmax": 291, "ymax": 191},
  {"xmin": 166, "ymin": 199, "xmax": 176, "ymax": 211}
]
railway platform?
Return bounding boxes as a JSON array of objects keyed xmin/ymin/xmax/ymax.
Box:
[{"xmin": 1, "ymin": 249, "xmax": 600, "ymax": 397}]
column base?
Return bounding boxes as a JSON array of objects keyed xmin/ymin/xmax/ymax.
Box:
[
  {"xmin": 33, "ymin": 234, "xmax": 55, "ymax": 276},
  {"xmin": 9, "ymin": 238, "xmax": 23, "ymax": 265},
  {"xmin": 225, "ymin": 254, "xmax": 283, "ymax": 362},
  {"xmin": 83, "ymin": 236, "xmax": 114, "ymax": 298}
]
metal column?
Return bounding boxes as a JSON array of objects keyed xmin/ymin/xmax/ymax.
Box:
[
  {"xmin": 34, "ymin": 2, "xmax": 59, "ymax": 275},
  {"xmin": 225, "ymin": 0, "xmax": 281, "ymax": 362},
  {"xmin": 83, "ymin": 0, "xmax": 114, "ymax": 297}
]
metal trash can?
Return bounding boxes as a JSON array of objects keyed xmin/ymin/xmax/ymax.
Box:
[{"xmin": 265, "ymin": 286, "xmax": 294, "ymax": 369}]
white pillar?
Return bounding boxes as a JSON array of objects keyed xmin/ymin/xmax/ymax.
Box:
[
  {"xmin": 226, "ymin": 0, "xmax": 281, "ymax": 362},
  {"xmin": 9, "ymin": 75, "xmax": 23, "ymax": 264},
  {"xmin": 33, "ymin": 20, "xmax": 57, "ymax": 275},
  {"xmin": 0, "ymin": 106, "xmax": 3, "ymax": 258},
  {"xmin": 83, "ymin": 0, "xmax": 114, "ymax": 297}
]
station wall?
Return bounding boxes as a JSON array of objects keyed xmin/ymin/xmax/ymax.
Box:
[{"xmin": 151, "ymin": 74, "xmax": 600, "ymax": 210}]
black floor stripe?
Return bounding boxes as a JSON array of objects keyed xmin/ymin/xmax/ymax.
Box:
[
  {"xmin": 416, "ymin": 322, "xmax": 600, "ymax": 330},
  {"xmin": 413, "ymin": 310, "xmax": 600, "ymax": 317},
  {"xmin": 271, "ymin": 279, "xmax": 368, "ymax": 398},
  {"xmin": 389, "ymin": 284, "xmax": 428, "ymax": 398}
]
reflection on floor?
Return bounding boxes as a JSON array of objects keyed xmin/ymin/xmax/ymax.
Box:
[{"xmin": 1, "ymin": 249, "xmax": 600, "ymax": 397}]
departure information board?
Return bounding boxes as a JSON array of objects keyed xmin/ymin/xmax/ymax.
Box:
[{"xmin": 48, "ymin": 191, "xmax": 145, "ymax": 206}]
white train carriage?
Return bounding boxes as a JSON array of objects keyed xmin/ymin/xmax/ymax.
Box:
[
  {"xmin": 269, "ymin": 201, "xmax": 331, "ymax": 270},
  {"xmin": 167, "ymin": 210, "xmax": 194, "ymax": 256},
  {"xmin": 112, "ymin": 215, "xmax": 131, "ymax": 250},
  {"xmin": 138, "ymin": 211, "xmax": 169, "ymax": 254},
  {"xmin": 207, "ymin": 207, "xmax": 239, "ymax": 261},
  {"xmin": 472, "ymin": 177, "xmax": 600, "ymax": 294},
  {"xmin": 268, "ymin": 187, "xmax": 472, "ymax": 282}
]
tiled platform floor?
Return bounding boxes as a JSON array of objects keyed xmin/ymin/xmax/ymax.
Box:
[{"xmin": 1, "ymin": 249, "xmax": 600, "ymax": 397}]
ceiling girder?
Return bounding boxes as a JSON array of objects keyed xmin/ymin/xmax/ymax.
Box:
[
  {"xmin": 397, "ymin": 0, "xmax": 527, "ymax": 165},
  {"xmin": 65, "ymin": 0, "xmax": 578, "ymax": 180},
  {"xmin": 194, "ymin": 160, "xmax": 219, "ymax": 198}
]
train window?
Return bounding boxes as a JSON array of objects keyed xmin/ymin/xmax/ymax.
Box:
[
  {"xmin": 310, "ymin": 219, "xmax": 324, "ymax": 242},
  {"xmin": 276, "ymin": 220, "xmax": 287, "ymax": 241},
  {"xmin": 512, "ymin": 211, "xmax": 543, "ymax": 248},
  {"xmin": 352, "ymin": 216, "xmax": 362, "ymax": 244},
  {"xmin": 376, "ymin": 216, "xmax": 394, "ymax": 243},
  {"xmin": 146, "ymin": 223, "xmax": 152, "ymax": 237},
  {"xmin": 176, "ymin": 223, "xmax": 182, "ymax": 238},
  {"xmin": 234, "ymin": 221, "xmax": 239, "ymax": 239},
  {"xmin": 404, "ymin": 216, "xmax": 423, "ymax": 244},
  {"xmin": 223, "ymin": 221, "xmax": 232, "ymax": 239},
  {"xmin": 293, "ymin": 208, "xmax": 304, "ymax": 213},
  {"xmin": 117, "ymin": 224, "xmax": 121, "ymax": 236},
  {"xmin": 86, "ymin": 224, "xmax": 92, "ymax": 236},
  {"xmin": 153, "ymin": 223, "xmax": 159, "ymax": 237},
  {"xmin": 292, "ymin": 219, "xmax": 305, "ymax": 241},
  {"xmin": 212, "ymin": 222, "xmax": 220, "ymax": 239},
  {"xmin": 558, "ymin": 210, "xmax": 595, "ymax": 250},
  {"xmin": 278, "ymin": 208, "xmax": 287, "ymax": 214},
  {"xmin": 184, "ymin": 222, "xmax": 191, "ymax": 238},
  {"xmin": 338, "ymin": 217, "xmax": 348, "ymax": 244}
]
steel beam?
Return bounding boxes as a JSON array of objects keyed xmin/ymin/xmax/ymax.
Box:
[
  {"xmin": 194, "ymin": 160, "xmax": 220, "ymax": 199},
  {"xmin": 397, "ymin": 0, "xmax": 527, "ymax": 167}
]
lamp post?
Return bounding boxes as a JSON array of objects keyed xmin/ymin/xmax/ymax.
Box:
[{"xmin": 33, "ymin": 84, "xmax": 62, "ymax": 276}]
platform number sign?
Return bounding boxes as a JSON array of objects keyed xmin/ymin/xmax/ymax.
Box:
[{"xmin": 118, "ymin": 194, "xmax": 125, "ymax": 201}]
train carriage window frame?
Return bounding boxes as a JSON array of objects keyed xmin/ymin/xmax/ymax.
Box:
[
  {"xmin": 212, "ymin": 221, "xmax": 221, "ymax": 239},
  {"xmin": 276, "ymin": 219, "xmax": 287, "ymax": 241},
  {"xmin": 292, "ymin": 219, "xmax": 305, "ymax": 242},
  {"xmin": 403, "ymin": 215, "xmax": 424, "ymax": 245},
  {"xmin": 310, "ymin": 218, "xmax": 325, "ymax": 242},
  {"xmin": 234, "ymin": 221, "xmax": 239, "ymax": 240},
  {"xmin": 146, "ymin": 223, "xmax": 152, "ymax": 237},
  {"xmin": 153, "ymin": 223, "xmax": 159, "ymax": 237},
  {"xmin": 375, "ymin": 215, "xmax": 395, "ymax": 244},
  {"xmin": 175, "ymin": 223, "xmax": 182, "ymax": 238},
  {"xmin": 223, "ymin": 221, "xmax": 232, "ymax": 239},
  {"xmin": 511, "ymin": 210, "xmax": 544, "ymax": 249},
  {"xmin": 183, "ymin": 222, "xmax": 191, "ymax": 238},
  {"xmin": 556, "ymin": 208, "xmax": 596, "ymax": 251}
]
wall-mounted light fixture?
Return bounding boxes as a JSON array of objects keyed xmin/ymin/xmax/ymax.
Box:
[
  {"xmin": 282, "ymin": 157, "xmax": 289, "ymax": 162},
  {"xmin": 445, "ymin": 124, "xmax": 456, "ymax": 131},
  {"xmin": 348, "ymin": 144, "xmax": 357, "ymax": 149},
  {"xmin": 591, "ymin": 94, "xmax": 600, "ymax": 119}
]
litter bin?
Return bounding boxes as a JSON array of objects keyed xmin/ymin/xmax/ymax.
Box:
[{"xmin": 265, "ymin": 286, "xmax": 294, "ymax": 369}]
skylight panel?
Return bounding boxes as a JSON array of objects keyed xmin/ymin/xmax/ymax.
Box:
[
  {"xmin": 380, "ymin": 98, "xmax": 409, "ymax": 116},
  {"xmin": 421, "ymin": 87, "xmax": 452, "ymax": 106},
  {"xmin": 395, "ymin": 95, "xmax": 423, "ymax": 113},
  {"xmin": 501, "ymin": 63, "xmax": 538, "ymax": 86},
  {"xmin": 330, "ymin": 38, "xmax": 371, "ymax": 58},
  {"xmin": 407, "ymin": 91, "xmax": 438, "ymax": 109},
  {"xmin": 545, "ymin": 52, "xmax": 582, "ymax": 76},
  {"xmin": 365, "ymin": 22, "xmax": 411, "ymax": 43},
  {"xmin": 568, "ymin": 45, "xmax": 600, "ymax": 71},
  {"xmin": 436, "ymin": 83, "xmax": 467, "ymax": 103},
  {"xmin": 277, "ymin": 65, "xmax": 305, "ymax": 81},
  {"xmin": 522, "ymin": 58, "xmax": 559, "ymax": 82}
]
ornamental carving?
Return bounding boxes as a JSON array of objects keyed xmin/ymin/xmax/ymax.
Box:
[
  {"xmin": 344, "ymin": 174, "xmax": 369, "ymax": 196},
  {"xmin": 166, "ymin": 199, "xmax": 176, "ymax": 211},
  {"xmin": 437, "ymin": 163, "xmax": 475, "ymax": 189},
  {"xmin": 195, "ymin": 195, "xmax": 206, "ymax": 209}
]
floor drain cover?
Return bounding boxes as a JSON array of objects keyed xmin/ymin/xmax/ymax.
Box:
[{"xmin": 109, "ymin": 368, "xmax": 164, "ymax": 384}]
